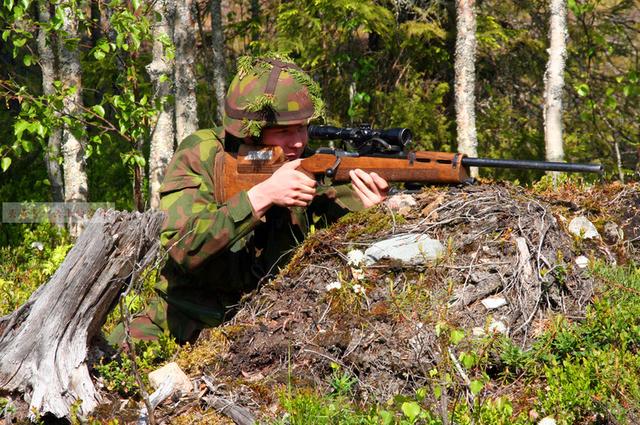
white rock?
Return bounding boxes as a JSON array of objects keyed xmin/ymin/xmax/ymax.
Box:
[
  {"xmin": 488, "ymin": 320, "xmax": 508, "ymax": 334},
  {"xmin": 148, "ymin": 362, "xmax": 192, "ymax": 394},
  {"xmin": 575, "ymin": 255, "xmax": 589, "ymax": 269},
  {"xmin": 30, "ymin": 241, "xmax": 44, "ymax": 251},
  {"xmin": 325, "ymin": 281, "xmax": 342, "ymax": 291},
  {"xmin": 568, "ymin": 216, "xmax": 600, "ymax": 239},
  {"xmin": 363, "ymin": 234, "xmax": 444, "ymax": 265},
  {"xmin": 347, "ymin": 249, "xmax": 366, "ymax": 266},
  {"xmin": 385, "ymin": 194, "xmax": 417, "ymax": 211},
  {"xmin": 481, "ymin": 296, "xmax": 507, "ymax": 310},
  {"xmin": 538, "ymin": 417, "xmax": 557, "ymax": 425}
]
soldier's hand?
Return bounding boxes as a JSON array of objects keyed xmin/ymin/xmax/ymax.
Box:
[
  {"xmin": 248, "ymin": 159, "xmax": 317, "ymax": 216},
  {"xmin": 349, "ymin": 169, "xmax": 389, "ymax": 208}
]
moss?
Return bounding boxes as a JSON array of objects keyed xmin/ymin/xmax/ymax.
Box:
[
  {"xmin": 169, "ymin": 408, "xmax": 233, "ymax": 424},
  {"xmin": 177, "ymin": 328, "xmax": 230, "ymax": 374},
  {"xmin": 336, "ymin": 206, "xmax": 404, "ymax": 240}
]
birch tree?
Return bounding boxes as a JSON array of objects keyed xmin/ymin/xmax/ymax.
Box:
[
  {"xmin": 58, "ymin": 0, "xmax": 89, "ymax": 236},
  {"xmin": 36, "ymin": 0, "xmax": 64, "ymax": 204},
  {"xmin": 543, "ymin": 0, "xmax": 567, "ymax": 164},
  {"xmin": 147, "ymin": 0, "xmax": 177, "ymax": 209},
  {"xmin": 454, "ymin": 0, "xmax": 478, "ymax": 177},
  {"xmin": 174, "ymin": 0, "xmax": 199, "ymax": 144},
  {"xmin": 211, "ymin": 0, "xmax": 227, "ymax": 123}
]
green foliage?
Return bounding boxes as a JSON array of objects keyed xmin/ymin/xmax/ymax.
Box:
[
  {"xmin": 0, "ymin": 0, "xmax": 165, "ymax": 210},
  {"xmin": 95, "ymin": 331, "xmax": 179, "ymax": 397},
  {"xmin": 95, "ymin": 355, "xmax": 140, "ymax": 397},
  {"xmin": 0, "ymin": 222, "xmax": 71, "ymax": 316},
  {"xmin": 329, "ymin": 362, "xmax": 357, "ymax": 396}
]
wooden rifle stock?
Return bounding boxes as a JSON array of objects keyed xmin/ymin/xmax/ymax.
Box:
[{"xmin": 213, "ymin": 145, "xmax": 470, "ymax": 203}]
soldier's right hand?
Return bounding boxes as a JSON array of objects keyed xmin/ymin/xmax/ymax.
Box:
[{"xmin": 247, "ymin": 159, "xmax": 317, "ymax": 217}]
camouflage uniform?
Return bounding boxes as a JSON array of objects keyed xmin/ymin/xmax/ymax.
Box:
[{"xmin": 108, "ymin": 56, "xmax": 364, "ymax": 344}]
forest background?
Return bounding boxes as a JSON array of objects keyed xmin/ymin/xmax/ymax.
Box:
[{"xmin": 1, "ymin": 0, "xmax": 639, "ymax": 245}]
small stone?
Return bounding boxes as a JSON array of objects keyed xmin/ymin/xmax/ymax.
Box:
[
  {"xmin": 603, "ymin": 222, "xmax": 623, "ymax": 243},
  {"xmin": 568, "ymin": 216, "xmax": 600, "ymax": 239},
  {"xmin": 575, "ymin": 255, "xmax": 589, "ymax": 269},
  {"xmin": 30, "ymin": 241, "xmax": 44, "ymax": 251},
  {"xmin": 472, "ymin": 327, "xmax": 486, "ymax": 337},
  {"xmin": 481, "ymin": 296, "xmax": 507, "ymax": 310},
  {"xmin": 385, "ymin": 194, "xmax": 417, "ymax": 211},
  {"xmin": 148, "ymin": 362, "xmax": 192, "ymax": 394},
  {"xmin": 538, "ymin": 417, "xmax": 557, "ymax": 425}
]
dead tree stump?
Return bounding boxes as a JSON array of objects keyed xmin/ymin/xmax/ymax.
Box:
[{"xmin": 0, "ymin": 209, "xmax": 165, "ymax": 419}]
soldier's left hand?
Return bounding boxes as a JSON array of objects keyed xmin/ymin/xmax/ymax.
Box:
[{"xmin": 349, "ymin": 169, "xmax": 389, "ymax": 208}]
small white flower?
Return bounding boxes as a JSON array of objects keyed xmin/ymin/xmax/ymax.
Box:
[
  {"xmin": 488, "ymin": 320, "xmax": 508, "ymax": 334},
  {"xmin": 351, "ymin": 267, "xmax": 365, "ymax": 281},
  {"xmin": 325, "ymin": 281, "xmax": 342, "ymax": 291},
  {"xmin": 347, "ymin": 249, "xmax": 366, "ymax": 266},
  {"xmin": 352, "ymin": 283, "xmax": 365, "ymax": 295}
]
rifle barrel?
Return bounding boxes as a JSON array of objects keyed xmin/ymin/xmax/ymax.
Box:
[{"xmin": 461, "ymin": 157, "xmax": 603, "ymax": 174}]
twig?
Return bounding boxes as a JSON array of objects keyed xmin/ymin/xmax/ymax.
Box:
[{"xmin": 120, "ymin": 296, "xmax": 156, "ymax": 425}]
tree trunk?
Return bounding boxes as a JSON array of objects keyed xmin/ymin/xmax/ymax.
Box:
[
  {"xmin": 211, "ymin": 0, "xmax": 227, "ymax": 124},
  {"xmin": 454, "ymin": 0, "xmax": 478, "ymax": 178},
  {"xmin": 614, "ymin": 139, "xmax": 624, "ymax": 182},
  {"xmin": 174, "ymin": 0, "xmax": 199, "ymax": 144},
  {"xmin": 147, "ymin": 0, "xmax": 176, "ymax": 210},
  {"xmin": 58, "ymin": 0, "xmax": 89, "ymax": 236},
  {"xmin": 543, "ymin": 0, "xmax": 567, "ymax": 165},
  {"xmin": 0, "ymin": 210, "xmax": 164, "ymax": 420},
  {"xmin": 37, "ymin": 0, "xmax": 64, "ymax": 204}
]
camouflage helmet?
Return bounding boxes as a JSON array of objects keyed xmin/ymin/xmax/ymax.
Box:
[{"xmin": 223, "ymin": 55, "xmax": 325, "ymax": 139}]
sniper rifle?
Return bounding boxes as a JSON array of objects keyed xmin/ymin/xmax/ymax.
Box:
[{"xmin": 211, "ymin": 124, "xmax": 603, "ymax": 203}]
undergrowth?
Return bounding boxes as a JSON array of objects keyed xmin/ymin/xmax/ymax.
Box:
[
  {"xmin": 275, "ymin": 263, "xmax": 640, "ymax": 425},
  {"xmin": 0, "ymin": 223, "xmax": 71, "ymax": 316}
]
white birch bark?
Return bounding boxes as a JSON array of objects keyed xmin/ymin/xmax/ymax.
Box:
[
  {"xmin": 543, "ymin": 0, "xmax": 567, "ymax": 164},
  {"xmin": 211, "ymin": 0, "xmax": 227, "ymax": 123},
  {"xmin": 58, "ymin": 0, "xmax": 88, "ymax": 236},
  {"xmin": 174, "ymin": 0, "xmax": 199, "ymax": 144},
  {"xmin": 37, "ymin": 0, "xmax": 64, "ymax": 204},
  {"xmin": 147, "ymin": 0, "xmax": 176, "ymax": 209},
  {"xmin": 454, "ymin": 0, "xmax": 478, "ymax": 177}
]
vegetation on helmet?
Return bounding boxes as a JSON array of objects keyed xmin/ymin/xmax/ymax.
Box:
[{"xmin": 223, "ymin": 54, "xmax": 325, "ymax": 139}]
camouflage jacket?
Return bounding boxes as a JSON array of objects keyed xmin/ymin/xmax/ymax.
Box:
[{"xmin": 153, "ymin": 128, "xmax": 364, "ymax": 341}]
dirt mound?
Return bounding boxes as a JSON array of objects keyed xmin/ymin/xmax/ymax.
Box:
[{"xmin": 176, "ymin": 183, "xmax": 636, "ymax": 415}]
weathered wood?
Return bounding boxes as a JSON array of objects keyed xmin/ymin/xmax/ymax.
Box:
[{"xmin": 0, "ymin": 209, "xmax": 165, "ymax": 419}]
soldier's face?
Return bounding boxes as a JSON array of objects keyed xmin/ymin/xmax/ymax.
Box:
[{"xmin": 262, "ymin": 125, "xmax": 308, "ymax": 160}]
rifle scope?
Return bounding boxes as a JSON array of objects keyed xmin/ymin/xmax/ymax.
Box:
[{"xmin": 308, "ymin": 124, "xmax": 412, "ymax": 151}]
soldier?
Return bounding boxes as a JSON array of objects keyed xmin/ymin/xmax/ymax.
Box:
[{"xmin": 109, "ymin": 56, "xmax": 388, "ymax": 344}]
